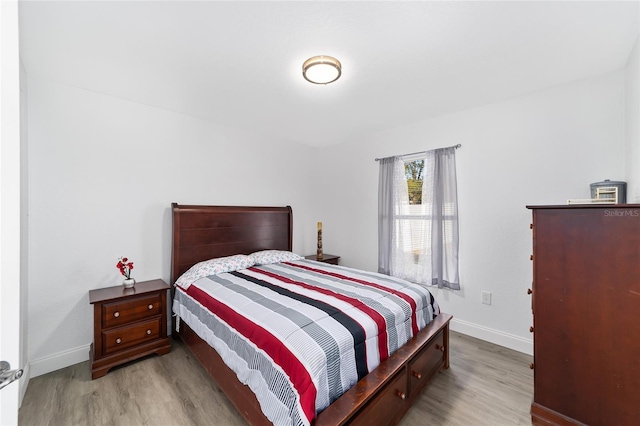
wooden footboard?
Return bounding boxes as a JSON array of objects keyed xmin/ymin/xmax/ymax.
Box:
[{"xmin": 178, "ymin": 313, "xmax": 452, "ymax": 426}]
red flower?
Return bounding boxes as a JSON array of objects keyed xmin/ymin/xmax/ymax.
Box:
[{"xmin": 116, "ymin": 256, "xmax": 134, "ymax": 279}]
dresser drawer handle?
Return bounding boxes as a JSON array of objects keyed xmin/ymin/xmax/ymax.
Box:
[
  {"xmin": 529, "ymin": 326, "xmax": 534, "ymax": 333},
  {"xmin": 148, "ymin": 304, "xmax": 154, "ymax": 310},
  {"xmin": 116, "ymin": 338, "xmax": 122, "ymax": 344},
  {"xmin": 114, "ymin": 311, "xmax": 120, "ymax": 318},
  {"xmin": 146, "ymin": 329, "xmax": 152, "ymax": 335},
  {"xmin": 530, "ymin": 363, "xmax": 535, "ymax": 370},
  {"xmin": 435, "ymin": 344, "xmax": 445, "ymax": 352},
  {"xmin": 411, "ymin": 370, "xmax": 422, "ymax": 380},
  {"xmin": 395, "ymin": 390, "xmax": 406, "ymax": 400},
  {"xmin": 527, "ymin": 288, "xmax": 532, "ymax": 295}
]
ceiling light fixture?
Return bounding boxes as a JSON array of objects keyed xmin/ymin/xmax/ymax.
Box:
[{"xmin": 302, "ymin": 55, "xmax": 342, "ymax": 85}]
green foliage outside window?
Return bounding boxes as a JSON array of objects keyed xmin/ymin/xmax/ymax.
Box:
[{"xmin": 405, "ymin": 160, "xmax": 424, "ymax": 205}]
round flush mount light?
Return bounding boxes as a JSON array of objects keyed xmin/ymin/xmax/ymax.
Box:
[{"xmin": 302, "ymin": 55, "xmax": 342, "ymax": 85}]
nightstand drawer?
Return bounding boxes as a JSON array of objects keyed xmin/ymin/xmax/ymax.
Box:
[
  {"xmin": 102, "ymin": 294, "xmax": 162, "ymax": 329},
  {"xmin": 102, "ymin": 317, "xmax": 161, "ymax": 355}
]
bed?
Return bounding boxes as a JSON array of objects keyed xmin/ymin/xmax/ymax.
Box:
[{"xmin": 170, "ymin": 203, "xmax": 452, "ymax": 425}]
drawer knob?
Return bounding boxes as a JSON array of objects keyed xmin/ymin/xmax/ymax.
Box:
[
  {"xmin": 530, "ymin": 255, "xmax": 533, "ymax": 261},
  {"xmin": 411, "ymin": 370, "xmax": 422, "ymax": 380},
  {"xmin": 395, "ymin": 390, "xmax": 406, "ymax": 400},
  {"xmin": 114, "ymin": 311, "xmax": 120, "ymax": 318},
  {"xmin": 148, "ymin": 304, "xmax": 153, "ymax": 310},
  {"xmin": 527, "ymin": 288, "xmax": 532, "ymax": 295},
  {"xmin": 530, "ymin": 363, "xmax": 535, "ymax": 370},
  {"xmin": 530, "ymin": 223, "xmax": 533, "ymax": 229},
  {"xmin": 146, "ymin": 329, "xmax": 152, "ymax": 335},
  {"xmin": 435, "ymin": 344, "xmax": 445, "ymax": 352},
  {"xmin": 116, "ymin": 338, "xmax": 122, "ymax": 344},
  {"xmin": 529, "ymin": 326, "xmax": 534, "ymax": 333}
]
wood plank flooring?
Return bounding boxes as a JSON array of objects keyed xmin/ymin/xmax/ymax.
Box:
[{"xmin": 19, "ymin": 331, "xmax": 533, "ymax": 425}]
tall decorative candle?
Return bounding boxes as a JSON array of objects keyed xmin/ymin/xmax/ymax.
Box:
[{"xmin": 317, "ymin": 221, "xmax": 323, "ymax": 260}]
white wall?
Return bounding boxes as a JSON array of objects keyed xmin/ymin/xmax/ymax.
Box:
[
  {"xmin": 625, "ymin": 35, "xmax": 640, "ymax": 202},
  {"xmin": 26, "ymin": 77, "xmax": 320, "ymax": 376},
  {"xmin": 314, "ymin": 71, "xmax": 626, "ymax": 354},
  {"xmin": 25, "ymin": 53, "xmax": 634, "ymax": 374}
]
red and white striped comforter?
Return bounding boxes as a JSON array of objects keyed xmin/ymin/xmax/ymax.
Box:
[{"xmin": 172, "ymin": 259, "xmax": 439, "ymax": 426}]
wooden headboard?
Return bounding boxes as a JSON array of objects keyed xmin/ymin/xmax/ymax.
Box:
[{"xmin": 170, "ymin": 203, "xmax": 293, "ymax": 284}]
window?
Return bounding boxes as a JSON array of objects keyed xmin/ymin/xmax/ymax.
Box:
[
  {"xmin": 378, "ymin": 148, "xmax": 460, "ymax": 290},
  {"xmin": 397, "ymin": 159, "xmax": 429, "ymax": 264}
]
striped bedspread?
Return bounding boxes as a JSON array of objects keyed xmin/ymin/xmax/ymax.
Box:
[{"xmin": 172, "ymin": 259, "xmax": 440, "ymax": 426}]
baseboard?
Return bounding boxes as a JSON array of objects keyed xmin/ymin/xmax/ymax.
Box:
[
  {"xmin": 30, "ymin": 344, "xmax": 90, "ymax": 378},
  {"xmin": 450, "ymin": 318, "xmax": 533, "ymax": 355}
]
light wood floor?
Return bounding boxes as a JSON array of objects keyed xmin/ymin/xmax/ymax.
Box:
[{"xmin": 19, "ymin": 331, "xmax": 533, "ymax": 426}]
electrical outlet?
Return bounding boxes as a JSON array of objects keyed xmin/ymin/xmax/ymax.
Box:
[{"xmin": 481, "ymin": 291, "xmax": 492, "ymax": 305}]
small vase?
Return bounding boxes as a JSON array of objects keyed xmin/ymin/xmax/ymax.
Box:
[{"xmin": 123, "ymin": 277, "xmax": 136, "ymax": 288}]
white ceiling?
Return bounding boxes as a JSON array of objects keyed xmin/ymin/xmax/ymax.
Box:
[{"xmin": 19, "ymin": 1, "xmax": 640, "ymax": 147}]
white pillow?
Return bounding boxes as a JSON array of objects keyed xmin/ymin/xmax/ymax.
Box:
[
  {"xmin": 175, "ymin": 254, "xmax": 255, "ymax": 289},
  {"xmin": 249, "ymin": 250, "xmax": 303, "ymax": 265}
]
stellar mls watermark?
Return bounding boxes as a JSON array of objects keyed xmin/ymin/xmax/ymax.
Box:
[{"xmin": 603, "ymin": 209, "xmax": 640, "ymax": 217}]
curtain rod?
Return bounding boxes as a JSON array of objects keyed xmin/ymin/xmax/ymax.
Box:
[{"xmin": 374, "ymin": 144, "xmax": 461, "ymax": 161}]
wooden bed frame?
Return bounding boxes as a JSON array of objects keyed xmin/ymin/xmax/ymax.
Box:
[{"xmin": 171, "ymin": 203, "xmax": 452, "ymax": 425}]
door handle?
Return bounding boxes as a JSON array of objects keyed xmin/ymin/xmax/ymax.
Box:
[{"xmin": 0, "ymin": 361, "xmax": 23, "ymax": 390}]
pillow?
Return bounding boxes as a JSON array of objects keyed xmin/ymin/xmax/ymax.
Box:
[
  {"xmin": 175, "ymin": 254, "xmax": 255, "ymax": 289},
  {"xmin": 249, "ymin": 250, "xmax": 303, "ymax": 265}
]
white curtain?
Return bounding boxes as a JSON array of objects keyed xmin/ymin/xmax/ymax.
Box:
[
  {"xmin": 377, "ymin": 157, "xmax": 400, "ymax": 275},
  {"xmin": 378, "ymin": 147, "xmax": 460, "ymax": 290}
]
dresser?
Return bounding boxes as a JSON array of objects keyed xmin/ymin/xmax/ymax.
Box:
[
  {"xmin": 527, "ymin": 205, "xmax": 640, "ymax": 425},
  {"xmin": 89, "ymin": 279, "xmax": 171, "ymax": 379}
]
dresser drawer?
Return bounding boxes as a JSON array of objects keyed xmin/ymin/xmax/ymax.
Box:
[
  {"xmin": 102, "ymin": 317, "xmax": 161, "ymax": 355},
  {"xmin": 102, "ymin": 294, "xmax": 162, "ymax": 329},
  {"xmin": 350, "ymin": 369, "xmax": 408, "ymax": 426},
  {"xmin": 409, "ymin": 329, "xmax": 445, "ymax": 395}
]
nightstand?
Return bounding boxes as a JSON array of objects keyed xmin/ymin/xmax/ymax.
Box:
[
  {"xmin": 304, "ymin": 254, "xmax": 340, "ymax": 265},
  {"xmin": 89, "ymin": 279, "xmax": 171, "ymax": 379}
]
